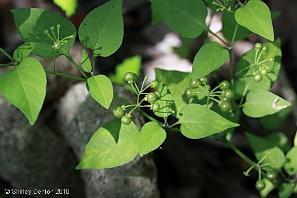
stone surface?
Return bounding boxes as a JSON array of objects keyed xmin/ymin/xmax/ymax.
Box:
[
  {"xmin": 58, "ymin": 83, "xmax": 160, "ymax": 198},
  {"xmin": 0, "ymin": 98, "xmax": 85, "ymax": 197}
]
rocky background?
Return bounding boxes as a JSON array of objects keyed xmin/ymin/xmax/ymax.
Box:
[{"xmin": 0, "ymin": 0, "xmax": 296, "ymax": 198}]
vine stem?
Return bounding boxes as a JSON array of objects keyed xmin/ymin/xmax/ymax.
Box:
[
  {"xmin": 0, "ymin": 48, "xmax": 13, "ymax": 62},
  {"xmin": 226, "ymin": 141, "xmax": 256, "ymax": 166},
  {"xmin": 46, "ymin": 70, "xmax": 86, "ymax": 81},
  {"xmin": 207, "ymin": 29, "xmax": 229, "ymax": 47},
  {"xmin": 65, "ymin": 54, "xmax": 88, "ymax": 78}
]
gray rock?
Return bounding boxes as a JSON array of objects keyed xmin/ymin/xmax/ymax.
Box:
[
  {"xmin": 0, "ymin": 98, "xmax": 85, "ymax": 197},
  {"xmin": 58, "ymin": 83, "xmax": 160, "ymax": 198}
]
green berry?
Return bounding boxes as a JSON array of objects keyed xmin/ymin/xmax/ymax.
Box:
[
  {"xmin": 185, "ymin": 88, "xmax": 194, "ymax": 98},
  {"xmin": 152, "ymin": 103, "xmax": 160, "ymax": 112},
  {"xmin": 255, "ymin": 43, "xmax": 262, "ymax": 49},
  {"xmin": 124, "ymin": 72, "xmax": 137, "ymax": 83},
  {"xmin": 223, "ymin": 89, "xmax": 234, "ymax": 99},
  {"xmin": 190, "ymin": 79, "xmax": 200, "ymax": 88},
  {"xmin": 147, "ymin": 92, "xmax": 158, "ymax": 104},
  {"xmin": 260, "ymin": 68, "xmax": 267, "ymax": 75},
  {"xmin": 256, "ymin": 180, "xmax": 265, "ymax": 191},
  {"xmin": 113, "ymin": 106, "xmax": 124, "ymax": 118},
  {"xmin": 219, "ymin": 101, "xmax": 231, "ymax": 112},
  {"xmin": 200, "ymin": 77, "xmax": 208, "ymax": 84},
  {"xmin": 150, "ymin": 80, "xmax": 159, "ymax": 89},
  {"xmin": 220, "ymin": 97, "xmax": 230, "ymax": 103},
  {"xmin": 121, "ymin": 115, "xmax": 131, "ymax": 125},
  {"xmin": 262, "ymin": 46, "xmax": 268, "ymax": 52},
  {"xmin": 219, "ymin": 80, "xmax": 231, "ymax": 90},
  {"xmin": 266, "ymin": 171, "xmax": 276, "ymax": 180},
  {"xmin": 154, "ymin": 91, "xmax": 161, "ymax": 98},
  {"xmin": 253, "ymin": 73, "xmax": 262, "ymax": 82}
]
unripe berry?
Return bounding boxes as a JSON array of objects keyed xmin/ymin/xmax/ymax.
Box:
[
  {"xmin": 150, "ymin": 80, "xmax": 159, "ymax": 90},
  {"xmin": 253, "ymin": 73, "xmax": 262, "ymax": 82},
  {"xmin": 185, "ymin": 88, "xmax": 194, "ymax": 98},
  {"xmin": 124, "ymin": 72, "xmax": 137, "ymax": 83},
  {"xmin": 223, "ymin": 89, "xmax": 234, "ymax": 99},
  {"xmin": 121, "ymin": 115, "xmax": 131, "ymax": 125},
  {"xmin": 219, "ymin": 101, "xmax": 231, "ymax": 112},
  {"xmin": 219, "ymin": 80, "xmax": 231, "ymax": 90},
  {"xmin": 190, "ymin": 79, "xmax": 200, "ymax": 88},
  {"xmin": 255, "ymin": 43, "xmax": 262, "ymax": 49},
  {"xmin": 113, "ymin": 106, "xmax": 124, "ymax": 118},
  {"xmin": 152, "ymin": 103, "xmax": 160, "ymax": 112},
  {"xmin": 147, "ymin": 92, "xmax": 158, "ymax": 104},
  {"xmin": 255, "ymin": 180, "xmax": 265, "ymax": 191}
]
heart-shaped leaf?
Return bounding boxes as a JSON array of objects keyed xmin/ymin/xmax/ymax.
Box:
[
  {"xmin": 192, "ymin": 42, "xmax": 229, "ymax": 79},
  {"xmin": 0, "ymin": 57, "xmax": 47, "ymax": 125},
  {"xmin": 78, "ymin": 0, "xmax": 123, "ymax": 57},
  {"xmin": 151, "ymin": 0, "xmax": 207, "ymax": 38},
  {"xmin": 179, "ymin": 104, "xmax": 239, "ymax": 139},
  {"xmin": 138, "ymin": 122, "xmax": 166, "ymax": 156},
  {"xmin": 235, "ymin": 41, "xmax": 282, "ymax": 96},
  {"xmin": 76, "ymin": 120, "xmax": 139, "ymax": 169},
  {"xmin": 235, "ymin": 0, "xmax": 274, "ymax": 41},
  {"xmin": 243, "ymin": 89, "xmax": 291, "ymax": 118},
  {"xmin": 246, "ymin": 132, "xmax": 286, "ymax": 170},
  {"xmin": 12, "ymin": 8, "xmax": 76, "ymax": 58},
  {"xmin": 87, "ymin": 75, "xmax": 113, "ymax": 109}
]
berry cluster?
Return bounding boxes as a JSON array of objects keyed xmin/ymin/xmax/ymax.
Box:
[
  {"xmin": 252, "ymin": 43, "xmax": 270, "ymax": 82},
  {"xmin": 112, "ymin": 72, "xmax": 167, "ymax": 125},
  {"xmin": 185, "ymin": 77, "xmax": 209, "ymax": 99},
  {"xmin": 218, "ymin": 80, "xmax": 234, "ymax": 112}
]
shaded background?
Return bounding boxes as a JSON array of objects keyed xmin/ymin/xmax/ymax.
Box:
[{"xmin": 0, "ymin": 0, "xmax": 297, "ymax": 198}]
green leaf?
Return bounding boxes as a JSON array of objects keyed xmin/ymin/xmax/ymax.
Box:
[
  {"xmin": 151, "ymin": 2, "xmax": 162, "ymax": 24},
  {"xmin": 110, "ymin": 56, "xmax": 141, "ymax": 84},
  {"xmin": 155, "ymin": 69, "xmax": 189, "ymax": 116},
  {"xmin": 246, "ymin": 133, "xmax": 286, "ymax": 170},
  {"xmin": 11, "ymin": 8, "xmax": 76, "ymax": 58},
  {"xmin": 179, "ymin": 104, "xmax": 239, "ymax": 139},
  {"xmin": 260, "ymin": 107, "xmax": 292, "ymax": 130},
  {"xmin": 151, "ymin": 0, "xmax": 207, "ymax": 38},
  {"xmin": 235, "ymin": 42, "xmax": 282, "ymax": 95},
  {"xmin": 154, "ymin": 84, "xmax": 175, "ymax": 118},
  {"xmin": 76, "ymin": 120, "xmax": 139, "ymax": 169},
  {"xmin": 294, "ymin": 132, "xmax": 297, "ymax": 146},
  {"xmin": 192, "ymin": 42, "xmax": 229, "ymax": 79},
  {"xmin": 266, "ymin": 133, "xmax": 291, "ymax": 153},
  {"xmin": 243, "ymin": 90, "xmax": 291, "ymax": 118},
  {"xmin": 0, "ymin": 57, "xmax": 47, "ymax": 125},
  {"xmin": 222, "ymin": 12, "xmax": 250, "ymax": 41},
  {"xmin": 13, "ymin": 43, "xmax": 34, "ymax": 62},
  {"xmin": 87, "ymin": 75, "xmax": 113, "ymax": 109},
  {"xmin": 235, "ymin": 0, "xmax": 274, "ymax": 41},
  {"xmin": 138, "ymin": 122, "xmax": 166, "ymax": 156},
  {"xmin": 53, "ymin": 0, "xmax": 77, "ymax": 17},
  {"xmin": 80, "ymin": 49, "xmax": 92, "ymax": 73},
  {"xmin": 78, "ymin": 0, "xmax": 123, "ymax": 57},
  {"xmin": 279, "ymin": 182, "xmax": 296, "ymax": 198},
  {"xmin": 284, "ymin": 147, "xmax": 297, "ymax": 175}
]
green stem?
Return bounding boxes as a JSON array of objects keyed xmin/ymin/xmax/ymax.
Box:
[
  {"xmin": 0, "ymin": 63, "xmax": 14, "ymax": 67},
  {"xmin": 227, "ymin": 141, "xmax": 256, "ymax": 166},
  {"xmin": 140, "ymin": 110, "xmax": 160, "ymax": 123},
  {"xmin": 65, "ymin": 54, "xmax": 88, "ymax": 78},
  {"xmin": 46, "ymin": 70, "xmax": 86, "ymax": 81},
  {"xmin": 208, "ymin": 29, "xmax": 230, "ymax": 47},
  {"xmin": 0, "ymin": 48, "xmax": 13, "ymax": 62}
]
